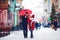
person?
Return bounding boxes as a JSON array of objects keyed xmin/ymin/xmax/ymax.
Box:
[
  {"xmin": 35, "ymin": 22, "xmax": 39, "ymax": 30},
  {"xmin": 21, "ymin": 12, "xmax": 29, "ymax": 38},
  {"xmin": 28, "ymin": 14, "xmax": 35, "ymax": 38},
  {"xmin": 38, "ymin": 22, "xmax": 41, "ymax": 29},
  {"xmin": 53, "ymin": 18, "xmax": 57, "ymax": 31},
  {"xmin": 30, "ymin": 21, "xmax": 34, "ymax": 38}
]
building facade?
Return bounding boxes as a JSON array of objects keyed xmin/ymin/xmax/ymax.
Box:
[
  {"xmin": 0, "ymin": 0, "xmax": 8, "ymax": 25},
  {"xmin": 8, "ymin": 0, "xmax": 23, "ymax": 26},
  {"xmin": 51, "ymin": 0, "xmax": 60, "ymax": 12}
]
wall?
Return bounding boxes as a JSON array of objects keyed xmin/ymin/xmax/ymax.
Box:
[
  {"xmin": 0, "ymin": 0, "xmax": 8, "ymax": 9},
  {"xmin": 0, "ymin": 0, "xmax": 8, "ymax": 25}
]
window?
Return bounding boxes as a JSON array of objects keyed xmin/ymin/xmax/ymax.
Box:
[{"xmin": 2, "ymin": 0, "xmax": 5, "ymax": 3}]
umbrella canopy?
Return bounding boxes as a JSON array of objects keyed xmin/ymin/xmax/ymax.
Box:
[{"xmin": 19, "ymin": 9, "xmax": 32, "ymax": 16}]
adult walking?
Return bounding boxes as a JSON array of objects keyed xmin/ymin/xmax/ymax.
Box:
[
  {"xmin": 19, "ymin": 9, "xmax": 32, "ymax": 38},
  {"xmin": 28, "ymin": 15, "xmax": 35, "ymax": 38},
  {"xmin": 21, "ymin": 12, "xmax": 28, "ymax": 38}
]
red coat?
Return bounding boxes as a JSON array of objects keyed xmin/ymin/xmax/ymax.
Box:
[
  {"xmin": 28, "ymin": 19, "xmax": 34, "ymax": 30},
  {"xmin": 31, "ymin": 22, "xmax": 34, "ymax": 30}
]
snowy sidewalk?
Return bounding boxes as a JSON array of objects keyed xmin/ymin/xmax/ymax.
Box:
[{"xmin": 0, "ymin": 28, "xmax": 60, "ymax": 40}]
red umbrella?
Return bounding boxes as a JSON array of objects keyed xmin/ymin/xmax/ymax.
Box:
[{"xmin": 19, "ymin": 9, "xmax": 32, "ymax": 16}]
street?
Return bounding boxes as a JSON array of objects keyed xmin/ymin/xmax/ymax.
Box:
[
  {"xmin": 0, "ymin": 27, "xmax": 60, "ymax": 40},
  {"xmin": 0, "ymin": 0, "xmax": 60, "ymax": 40}
]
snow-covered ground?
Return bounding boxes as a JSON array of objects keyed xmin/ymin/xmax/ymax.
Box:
[{"xmin": 0, "ymin": 27, "xmax": 60, "ymax": 40}]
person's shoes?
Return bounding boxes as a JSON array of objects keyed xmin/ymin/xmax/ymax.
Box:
[
  {"xmin": 54, "ymin": 28, "xmax": 57, "ymax": 31},
  {"xmin": 54, "ymin": 29, "xmax": 57, "ymax": 31},
  {"xmin": 24, "ymin": 37, "xmax": 26, "ymax": 39},
  {"xmin": 30, "ymin": 36, "xmax": 33, "ymax": 38},
  {"xmin": 24, "ymin": 36, "xmax": 28, "ymax": 38}
]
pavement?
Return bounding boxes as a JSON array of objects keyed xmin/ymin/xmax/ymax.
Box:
[{"xmin": 0, "ymin": 27, "xmax": 60, "ymax": 40}]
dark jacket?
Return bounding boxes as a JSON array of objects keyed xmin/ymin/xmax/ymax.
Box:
[{"xmin": 21, "ymin": 15, "xmax": 28, "ymax": 29}]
